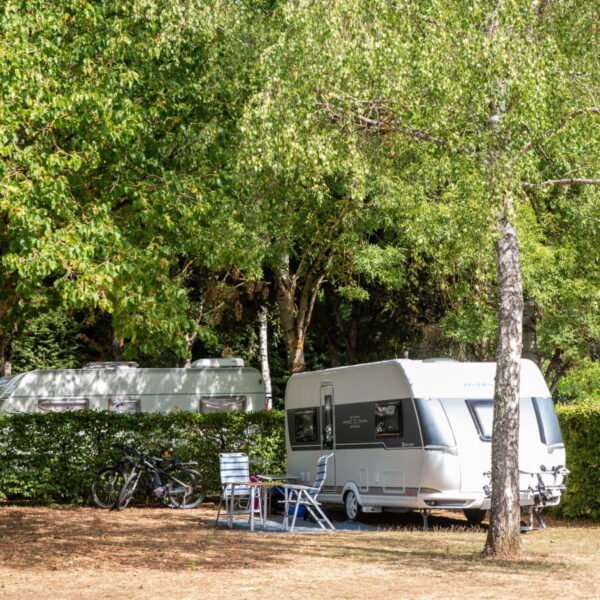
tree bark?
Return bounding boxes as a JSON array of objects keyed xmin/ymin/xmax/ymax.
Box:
[
  {"xmin": 258, "ymin": 305, "xmax": 273, "ymax": 409},
  {"xmin": 325, "ymin": 284, "xmax": 360, "ymax": 365},
  {"xmin": 275, "ymin": 254, "xmax": 324, "ymax": 373},
  {"xmin": 522, "ymin": 295, "xmax": 539, "ymax": 366},
  {"xmin": 112, "ymin": 336, "xmax": 125, "ymax": 362},
  {"xmin": 0, "ymin": 336, "xmax": 12, "ymax": 376},
  {"xmin": 484, "ymin": 214, "xmax": 523, "ymax": 557},
  {"xmin": 544, "ymin": 348, "xmax": 570, "ymax": 395}
]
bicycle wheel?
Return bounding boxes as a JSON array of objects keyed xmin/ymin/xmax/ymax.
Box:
[
  {"xmin": 91, "ymin": 466, "xmax": 126, "ymax": 509},
  {"xmin": 166, "ymin": 469, "xmax": 205, "ymax": 509},
  {"xmin": 117, "ymin": 471, "xmax": 140, "ymax": 511}
]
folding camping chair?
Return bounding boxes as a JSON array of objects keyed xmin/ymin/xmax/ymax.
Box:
[
  {"xmin": 216, "ymin": 452, "xmax": 263, "ymax": 528},
  {"xmin": 282, "ymin": 453, "xmax": 335, "ymax": 532}
]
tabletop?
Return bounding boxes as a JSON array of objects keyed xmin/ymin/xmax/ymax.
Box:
[{"xmin": 258, "ymin": 474, "xmax": 299, "ymax": 482}]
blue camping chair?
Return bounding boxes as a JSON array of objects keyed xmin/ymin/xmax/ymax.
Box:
[{"xmin": 282, "ymin": 453, "xmax": 335, "ymax": 532}]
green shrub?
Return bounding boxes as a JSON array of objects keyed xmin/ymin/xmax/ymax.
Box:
[
  {"xmin": 555, "ymin": 360, "xmax": 600, "ymax": 405},
  {"xmin": 555, "ymin": 403, "xmax": 600, "ymax": 520},
  {"xmin": 0, "ymin": 411, "xmax": 285, "ymax": 504},
  {"xmin": 1, "ymin": 405, "xmax": 597, "ymax": 520}
]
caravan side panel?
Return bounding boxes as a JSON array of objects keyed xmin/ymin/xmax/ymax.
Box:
[{"xmin": 0, "ymin": 367, "xmax": 266, "ymax": 414}]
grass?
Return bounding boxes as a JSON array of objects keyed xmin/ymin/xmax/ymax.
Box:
[{"xmin": 0, "ymin": 505, "xmax": 598, "ymax": 599}]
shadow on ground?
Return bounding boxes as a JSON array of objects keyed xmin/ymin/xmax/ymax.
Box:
[{"xmin": 0, "ymin": 505, "xmax": 569, "ymax": 576}]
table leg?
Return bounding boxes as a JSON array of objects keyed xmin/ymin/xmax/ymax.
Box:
[
  {"xmin": 282, "ymin": 487, "xmax": 289, "ymax": 531},
  {"xmin": 250, "ymin": 487, "xmax": 255, "ymax": 531},
  {"xmin": 227, "ymin": 489, "xmax": 232, "ymax": 528}
]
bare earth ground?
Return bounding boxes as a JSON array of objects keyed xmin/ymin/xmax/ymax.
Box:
[{"xmin": 0, "ymin": 505, "xmax": 598, "ymax": 600}]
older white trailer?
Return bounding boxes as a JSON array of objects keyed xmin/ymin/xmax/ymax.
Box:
[
  {"xmin": 0, "ymin": 358, "xmax": 266, "ymax": 414},
  {"xmin": 285, "ymin": 359, "xmax": 567, "ymax": 527}
]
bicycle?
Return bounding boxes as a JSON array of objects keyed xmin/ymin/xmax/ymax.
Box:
[
  {"xmin": 116, "ymin": 448, "xmax": 205, "ymax": 510},
  {"xmin": 91, "ymin": 444, "xmax": 138, "ymax": 509}
]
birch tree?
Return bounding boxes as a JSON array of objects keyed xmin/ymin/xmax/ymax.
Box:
[{"xmin": 249, "ymin": 0, "xmax": 598, "ymax": 555}]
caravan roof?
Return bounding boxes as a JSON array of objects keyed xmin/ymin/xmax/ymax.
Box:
[{"xmin": 289, "ymin": 359, "xmax": 550, "ymax": 400}]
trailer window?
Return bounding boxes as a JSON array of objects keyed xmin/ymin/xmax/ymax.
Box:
[
  {"xmin": 109, "ymin": 397, "xmax": 141, "ymax": 414},
  {"xmin": 532, "ymin": 397, "xmax": 563, "ymax": 446},
  {"xmin": 294, "ymin": 409, "xmax": 318, "ymax": 443},
  {"xmin": 414, "ymin": 398, "xmax": 455, "ymax": 448},
  {"xmin": 375, "ymin": 401, "xmax": 403, "ymax": 437},
  {"xmin": 37, "ymin": 399, "xmax": 89, "ymax": 413},
  {"xmin": 199, "ymin": 396, "xmax": 247, "ymax": 413},
  {"xmin": 466, "ymin": 400, "xmax": 493, "ymax": 441}
]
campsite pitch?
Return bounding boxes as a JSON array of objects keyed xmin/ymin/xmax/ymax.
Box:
[{"xmin": 0, "ymin": 505, "xmax": 597, "ymax": 599}]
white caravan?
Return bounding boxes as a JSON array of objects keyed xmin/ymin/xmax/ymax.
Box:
[
  {"xmin": 285, "ymin": 359, "xmax": 567, "ymax": 527},
  {"xmin": 0, "ymin": 358, "xmax": 266, "ymax": 414}
]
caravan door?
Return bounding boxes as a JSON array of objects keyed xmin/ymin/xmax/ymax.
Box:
[{"xmin": 320, "ymin": 384, "xmax": 336, "ymax": 491}]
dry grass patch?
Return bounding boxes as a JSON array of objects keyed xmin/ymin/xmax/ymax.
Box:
[{"xmin": 0, "ymin": 505, "xmax": 597, "ymax": 599}]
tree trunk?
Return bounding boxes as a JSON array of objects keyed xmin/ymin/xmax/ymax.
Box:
[
  {"xmin": 112, "ymin": 336, "xmax": 124, "ymax": 361},
  {"xmin": 0, "ymin": 298, "xmax": 18, "ymax": 376},
  {"xmin": 522, "ymin": 295, "xmax": 539, "ymax": 365},
  {"xmin": 275, "ymin": 259, "xmax": 306, "ymax": 373},
  {"xmin": 0, "ymin": 336, "xmax": 12, "ymax": 376},
  {"xmin": 544, "ymin": 348, "xmax": 569, "ymax": 395},
  {"xmin": 183, "ymin": 303, "xmax": 205, "ymax": 368},
  {"xmin": 484, "ymin": 214, "xmax": 523, "ymax": 557},
  {"xmin": 346, "ymin": 318, "xmax": 359, "ymax": 364},
  {"xmin": 275, "ymin": 254, "xmax": 324, "ymax": 374},
  {"xmin": 258, "ymin": 305, "xmax": 273, "ymax": 409}
]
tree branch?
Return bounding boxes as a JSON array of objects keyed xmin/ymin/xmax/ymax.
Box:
[
  {"xmin": 316, "ymin": 98, "xmax": 450, "ymax": 149},
  {"xmin": 522, "ymin": 178, "xmax": 600, "ymax": 188},
  {"xmin": 516, "ymin": 107, "xmax": 600, "ymax": 158}
]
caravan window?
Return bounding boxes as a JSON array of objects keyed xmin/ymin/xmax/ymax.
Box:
[
  {"xmin": 466, "ymin": 400, "xmax": 493, "ymax": 441},
  {"xmin": 532, "ymin": 397, "xmax": 563, "ymax": 446},
  {"xmin": 294, "ymin": 409, "xmax": 318, "ymax": 443},
  {"xmin": 109, "ymin": 397, "xmax": 141, "ymax": 414},
  {"xmin": 37, "ymin": 399, "xmax": 89, "ymax": 413},
  {"xmin": 414, "ymin": 398, "xmax": 455, "ymax": 447},
  {"xmin": 375, "ymin": 401, "xmax": 403, "ymax": 437},
  {"xmin": 199, "ymin": 396, "xmax": 247, "ymax": 413}
]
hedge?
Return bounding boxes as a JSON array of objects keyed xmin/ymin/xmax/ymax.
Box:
[
  {"xmin": 0, "ymin": 405, "xmax": 597, "ymax": 519},
  {"xmin": 0, "ymin": 410, "xmax": 285, "ymax": 504},
  {"xmin": 554, "ymin": 403, "xmax": 600, "ymax": 520}
]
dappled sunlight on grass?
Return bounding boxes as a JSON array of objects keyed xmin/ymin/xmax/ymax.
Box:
[{"xmin": 0, "ymin": 506, "xmax": 597, "ymax": 599}]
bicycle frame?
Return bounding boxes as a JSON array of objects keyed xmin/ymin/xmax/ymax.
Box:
[{"xmin": 124, "ymin": 454, "xmax": 196, "ymax": 501}]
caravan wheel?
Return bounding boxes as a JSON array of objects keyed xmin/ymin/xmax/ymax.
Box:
[
  {"xmin": 463, "ymin": 508, "xmax": 487, "ymax": 526},
  {"xmin": 344, "ymin": 490, "xmax": 362, "ymax": 521}
]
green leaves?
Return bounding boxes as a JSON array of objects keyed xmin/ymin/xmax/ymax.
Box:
[
  {"xmin": 0, "ymin": 1, "xmax": 266, "ymax": 359},
  {"xmin": 0, "ymin": 0, "xmax": 596, "ymax": 380},
  {"xmin": 555, "ymin": 403, "xmax": 600, "ymax": 519},
  {"xmin": 0, "ymin": 410, "xmax": 285, "ymax": 503}
]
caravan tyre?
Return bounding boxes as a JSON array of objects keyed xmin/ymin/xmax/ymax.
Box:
[
  {"xmin": 344, "ymin": 490, "xmax": 362, "ymax": 521},
  {"xmin": 463, "ymin": 509, "xmax": 487, "ymax": 526}
]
